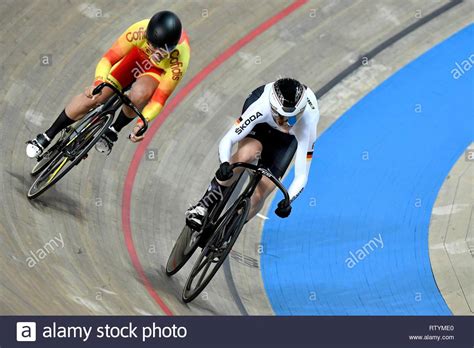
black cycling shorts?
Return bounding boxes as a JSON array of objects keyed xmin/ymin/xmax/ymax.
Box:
[{"xmin": 241, "ymin": 85, "xmax": 297, "ymax": 179}]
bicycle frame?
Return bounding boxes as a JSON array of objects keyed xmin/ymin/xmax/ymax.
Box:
[
  {"xmin": 209, "ymin": 162, "xmax": 290, "ymax": 230},
  {"xmin": 92, "ymin": 82, "xmax": 149, "ymax": 136},
  {"xmin": 27, "ymin": 82, "xmax": 150, "ymax": 199},
  {"xmin": 230, "ymin": 162, "xmax": 290, "ymax": 202},
  {"xmin": 52, "ymin": 83, "xmax": 142, "ymax": 156},
  {"xmin": 180, "ymin": 162, "xmax": 290, "ymax": 302}
]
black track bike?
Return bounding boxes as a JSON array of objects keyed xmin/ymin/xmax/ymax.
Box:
[
  {"xmin": 166, "ymin": 162, "xmax": 290, "ymax": 303},
  {"xmin": 27, "ymin": 82, "xmax": 148, "ymax": 199}
]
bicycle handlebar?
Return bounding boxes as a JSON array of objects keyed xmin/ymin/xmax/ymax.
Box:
[
  {"xmin": 229, "ymin": 162, "xmax": 290, "ymax": 205},
  {"xmin": 92, "ymin": 82, "xmax": 148, "ymax": 137}
]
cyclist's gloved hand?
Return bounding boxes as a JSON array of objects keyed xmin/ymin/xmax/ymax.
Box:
[
  {"xmin": 216, "ymin": 162, "xmax": 233, "ymax": 181},
  {"xmin": 275, "ymin": 199, "xmax": 291, "ymax": 218}
]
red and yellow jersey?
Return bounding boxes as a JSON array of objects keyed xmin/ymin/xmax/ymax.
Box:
[{"xmin": 94, "ymin": 19, "xmax": 190, "ymax": 122}]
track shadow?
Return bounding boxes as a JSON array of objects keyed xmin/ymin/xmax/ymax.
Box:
[
  {"xmin": 6, "ymin": 170, "xmax": 85, "ymax": 221},
  {"xmin": 130, "ymin": 266, "xmax": 221, "ymax": 315}
]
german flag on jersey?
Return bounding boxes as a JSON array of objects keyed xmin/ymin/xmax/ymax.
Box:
[
  {"xmin": 235, "ymin": 116, "xmax": 243, "ymax": 125},
  {"xmin": 306, "ymin": 151, "xmax": 313, "ymax": 160}
]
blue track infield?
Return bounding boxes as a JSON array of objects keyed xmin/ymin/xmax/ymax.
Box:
[{"xmin": 261, "ymin": 24, "xmax": 473, "ymax": 315}]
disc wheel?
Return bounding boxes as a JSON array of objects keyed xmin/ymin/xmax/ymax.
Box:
[{"xmin": 166, "ymin": 225, "xmax": 204, "ymax": 276}]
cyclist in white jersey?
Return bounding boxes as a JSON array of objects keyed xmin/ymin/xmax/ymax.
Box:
[{"xmin": 186, "ymin": 78, "xmax": 320, "ymax": 231}]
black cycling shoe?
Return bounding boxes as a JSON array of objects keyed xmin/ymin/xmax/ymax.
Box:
[
  {"xmin": 185, "ymin": 205, "xmax": 208, "ymax": 231},
  {"xmin": 95, "ymin": 128, "xmax": 118, "ymax": 155},
  {"xmin": 26, "ymin": 133, "xmax": 51, "ymax": 159}
]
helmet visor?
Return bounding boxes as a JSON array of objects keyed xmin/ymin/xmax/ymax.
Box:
[
  {"xmin": 271, "ymin": 106, "xmax": 304, "ymax": 127},
  {"xmin": 287, "ymin": 115, "xmax": 299, "ymax": 126}
]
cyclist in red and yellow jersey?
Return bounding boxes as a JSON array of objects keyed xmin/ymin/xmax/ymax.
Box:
[{"xmin": 26, "ymin": 10, "xmax": 190, "ymax": 157}]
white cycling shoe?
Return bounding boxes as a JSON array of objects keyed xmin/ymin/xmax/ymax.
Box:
[
  {"xmin": 26, "ymin": 133, "xmax": 51, "ymax": 159},
  {"xmin": 185, "ymin": 205, "xmax": 208, "ymax": 230},
  {"xmin": 94, "ymin": 128, "xmax": 118, "ymax": 155}
]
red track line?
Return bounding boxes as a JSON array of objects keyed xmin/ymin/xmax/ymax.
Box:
[{"xmin": 122, "ymin": 0, "xmax": 308, "ymax": 316}]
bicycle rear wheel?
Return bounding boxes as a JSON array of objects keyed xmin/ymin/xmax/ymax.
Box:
[
  {"xmin": 166, "ymin": 225, "xmax": 202, "ymax": 276},
  {"xmin": 27, "ymin": 111, "xmax": 113, "ymax": 199},
  {"xmin": 182, "ymin": 197, "xmax": 250, "ymax": 303}
]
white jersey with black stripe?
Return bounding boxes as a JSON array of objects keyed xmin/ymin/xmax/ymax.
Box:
[{"xmin": 218, "ymin": 82, "xmax": 320, "ymax": 202}]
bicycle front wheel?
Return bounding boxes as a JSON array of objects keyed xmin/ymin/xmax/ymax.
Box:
[
  {"xmin": 182, "ymin": 197, "xmax": 250, "ymax": 303},
  {"xmin": 30, "ymin": 145, "xmax": 61, "ymax": 177},
  {"xmin": 27, "ymin": 111, "xmax": 114, "ymax": 199}
]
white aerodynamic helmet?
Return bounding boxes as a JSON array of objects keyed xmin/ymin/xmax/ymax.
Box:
[{"xmin": 269, "ymin": 78, "xmax": 307, "ymax": 126}]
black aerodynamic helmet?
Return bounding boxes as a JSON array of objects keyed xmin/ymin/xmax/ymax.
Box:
[
  {"xmin": 270, "ymin": 78, "xmax": 307, "ymax": 125},
  {"xmin": 146, "ymin": 11, "xmax": 182, "ymax": 52}
]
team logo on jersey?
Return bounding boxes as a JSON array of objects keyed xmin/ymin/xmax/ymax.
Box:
[
  {"xmin": 169, "ymin": 50, "xmax": 183, "ymax": 81},
  {"xmin": 126, "ymin": 27, "xmax": 146, "ymax": 42},
  {"xmin": 235, "ymin": 112, "xmax": 263, "ymax": 135}
]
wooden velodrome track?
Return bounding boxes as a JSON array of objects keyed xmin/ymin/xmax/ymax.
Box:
[{"xmin": 0, "ymin": 0, "xmax": 471, "ymax": 315}]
